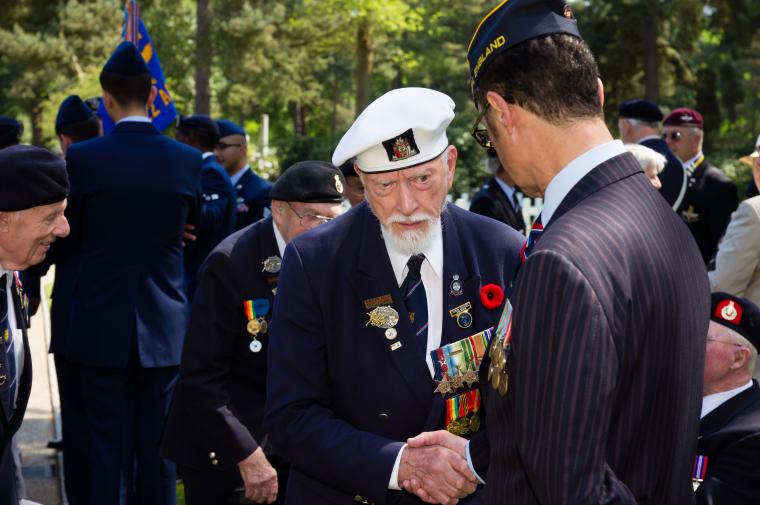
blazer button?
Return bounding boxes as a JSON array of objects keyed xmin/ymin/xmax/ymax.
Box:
[
  {"xmin": 377, "ymin": 413, "xmax": 390, "ymax": 421},
  {"xmin": 209, "ymin": 452, "xmax": 216, "ymax": 459},
  {"xmin": 353, "ymin": 496, "xmax": 364, "ymax": 503},
  {"xmin": 211, "ymin": 459, "xmax": 219, "ymax": 466}
]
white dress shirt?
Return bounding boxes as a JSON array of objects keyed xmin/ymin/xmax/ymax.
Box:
[
  {"xmin": 116, "ymin": 115, "xmax": 152, "ymax": 124},
  {"xmin": 701, "ymin": 380, "xmax": 753, "ymax": 419},
  {"xmin": 0, "ymin": 267, "xmax": 24, "ymax": 407},
  {"xmin": 542, "ymin": 140, "xmax": 627, "ymax": 225},
  {"xmin": 273, "ymin": 220, "xmax": 286, "ymax": 258},
  {"xmin": 384, "ymin": 221, "xmax": 444, "ymax": 490}
]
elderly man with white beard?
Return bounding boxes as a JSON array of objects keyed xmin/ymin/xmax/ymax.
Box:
[{"xmin": 264, "ymin": 87, "xmax": 524, "ymax": 505}]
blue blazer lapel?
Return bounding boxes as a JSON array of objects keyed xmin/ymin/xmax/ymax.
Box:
[
  {"xmin": 700, "ymin": 381, "xmax": 760, "ymax": 438},
  {"xmin": 349, "ymin": 205, "xmax": 433, "ymax": 409}
]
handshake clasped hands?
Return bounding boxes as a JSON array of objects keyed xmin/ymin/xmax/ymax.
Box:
[{"xmin": 398, "ymin": 431, "xmax": 479, "ymax": 505}]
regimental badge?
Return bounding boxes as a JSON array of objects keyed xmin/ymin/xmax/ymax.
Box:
[
  {"xmin": 716, "ymin": 299, "xmax": 742, "ymax": 324},
  {"xmin": 681, "ymin": 205, "xmax": 699, "ymax": 224},
  {"xmin": 450, "ymin": 275, "xmax": 463, "ymax": 297},
  {"xmin": 382, "ymin": 128, "xmax": 420, "ymax": 162},
  {"xmin": 262, "ymin": 256, "xmax": 282, "ymax": 274},
  {"xmin": 334, "ymin": 174, "xmax": 344, "ymax": 194},
  {"xmin": 449, "ymin": 301, "xmax": 474, "ymax": 329},
  {"xmin": 366, "ymin": 305, "xmax": 400, "ymax": 329}
]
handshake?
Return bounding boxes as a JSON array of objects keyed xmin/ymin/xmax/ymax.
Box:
[{"xmin": 398, "ymin": 430, "xmax": 479, "ymax": 505}]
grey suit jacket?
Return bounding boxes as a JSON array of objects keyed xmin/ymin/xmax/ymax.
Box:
[{"xmin": 709, "ymin": 195, "xmax": 760, "ymax": 307}]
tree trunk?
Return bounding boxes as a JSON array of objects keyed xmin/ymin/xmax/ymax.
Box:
[
  {"xmin": 31, "ymin": 103, "xmax": 44, "ymax": 147},
  {"xmin": 195, "ymin": 0, "xmax": 212, "ymax": 115},
  {"xmin": 355, "ymin": 16, "xmax": 373, "ymax": 116},
  {"xmin": 289, "ymin": 101, "xmax": 306, "ymax": 137},
  {"xmin": 642, "ymin": 0, "xmax": 659, "ymax": 102}
]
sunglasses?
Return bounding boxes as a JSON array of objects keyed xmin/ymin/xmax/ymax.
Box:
[
  {"xmin": 471, "ymin": 102, "xmax": 492, "ymax": 149},
  {"xmin": 662, "ymin": 131, "xmax": 683, "ymax": 142},
  {"xmin": 216, "ymin": 142, "xmax": 243, "ymax": 150}
]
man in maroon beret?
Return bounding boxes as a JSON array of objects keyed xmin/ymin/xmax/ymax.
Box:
[{"xmin": 663, "ymin": 108, "xmax": 737, "ymax": 264}]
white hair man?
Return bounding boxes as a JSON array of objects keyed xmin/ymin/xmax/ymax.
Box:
[{"xmin": 625, "ymin": 143, "xmax": 667, "ymax": 190}]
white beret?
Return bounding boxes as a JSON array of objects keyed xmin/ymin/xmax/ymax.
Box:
[{"xmin": 332, "ymin": 87, "xmax": 455, "ymax": 173}]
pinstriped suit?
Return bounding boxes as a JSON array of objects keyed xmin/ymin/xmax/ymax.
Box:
[{"xmin": 476, "ymin": 153, "xmax": 709, "ymax": 504}]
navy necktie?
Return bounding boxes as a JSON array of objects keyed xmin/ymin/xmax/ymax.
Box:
[
  {"xmin": 401, "ymin": 255, "xmax": 428, "ymax": 354},
  {"xmin": 0, "ymin": 274, "xmax": 17, "ymax": 402}
]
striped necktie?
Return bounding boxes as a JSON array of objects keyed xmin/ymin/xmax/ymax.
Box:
[
  {"xmin": 401, "ymin": 254, "xmax": 428, "ymax": 354},
  {"xmin": 0, "ymin": 274, "xmax": 16, "ymax": 402},
  {"xmin": 519, "ymin": 214, "xmax": 544, "ymax": 264}
]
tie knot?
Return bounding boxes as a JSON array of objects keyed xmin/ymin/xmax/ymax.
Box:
[{"xmin": 406, "ymin": 254, "xmax": 425, "ymax": 278}]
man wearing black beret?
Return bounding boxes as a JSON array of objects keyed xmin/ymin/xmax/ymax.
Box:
[
  {"xmin": 0, "ymin": 116, "xmax": 23, "ymax": 150},
  {"xmin": 695, "ymin": 292, "xmax": 760, "ymax": 504},
  {"xmin": 618, "ymin": 99, "xmax": 686, "ymax": 210},
  {"xmin": 0, "ymin": 145, "xmax": 70, "ymax": 505},
  {"xmin": 161, "ymin": 161, "xmax": 344, "ymax": 504},
  {"xmin": 176, "ymin": 114, "xmax": 237, "ymax": 299},
  {"xmin": 55, "ymin": 95, "xmax": 101, "ymax": 156}
]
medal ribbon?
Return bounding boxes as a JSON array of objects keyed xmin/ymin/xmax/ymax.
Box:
[
  {"xmin": 445, "ymin": 390, "xmax": 481, "ymax": 425},
  {"xmin": 692, "ymin": 455, "xmax": 708, "ymax": 481},
  {"xmin": 243, "ymin": 299, "xmax": 271, "ymax": 321}
]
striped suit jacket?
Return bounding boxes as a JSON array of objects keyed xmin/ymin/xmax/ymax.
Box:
[{"xmin": 474, "ymin": 152, "xmax": 709, "ymax": 504}]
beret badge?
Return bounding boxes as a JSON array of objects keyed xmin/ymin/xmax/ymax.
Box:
[
  {"xmin": 716, "ymin": 299, "xmax": 741, "ymax": 324},
  {"xmin": 334, "ymin": 174, "xmax": 343, "ymax": 194},
  {"xmin": 382, "ymin": 129, "xmax": 420, "ymax": 163}
]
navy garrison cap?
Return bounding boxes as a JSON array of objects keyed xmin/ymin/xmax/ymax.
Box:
[
  {"xmin": 0, "ymin": 116, "xmax": 23, "ymax": 148},
  {"xmin": 0, "ymin": 145, "xmax": 69, "ymax": 212},
  {"xmin": 271, "ymin": 161, "xmax": 345, "ymax": 203},
  {"xmin": 711, "ymin": 292, "xmax": 760, "ymax": 352},
  {"xmin": 618, "ymin": 99, "xmax": 663, "ymax": 123},
  {"xmin": 467, "ymin": 0, "xmax": 581, "ymax": 85},
  {"xmin": 103, "ymin": 41, "xmax": 149, "ymax": 76},
  {"xmin": 217, "ymin": 119, "xmax": 246, "ymax": 138},
  {"xmin": 55, "ymin": 95, "xmax": 94, "ymax": 134}
]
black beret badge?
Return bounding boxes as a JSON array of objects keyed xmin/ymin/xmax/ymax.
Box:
[{"xmin": 382, "ymin": 129, "xmax": 420, "ymax": 163}]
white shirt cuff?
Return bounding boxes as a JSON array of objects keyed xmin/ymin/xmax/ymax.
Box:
[
  {"xmin": 388, "ymin": 444, "xmax": 406, "ymax": 490},
  {"xmin": 466, "ymin": 441, "xmax": 485, "ymax": 484}
]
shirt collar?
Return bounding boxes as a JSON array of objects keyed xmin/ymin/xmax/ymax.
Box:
[
  {"xmin": 116, "ymin": 115, "xmax": 152, "ymax": 124},
  {"xmin": 231, "ymin": 165, "xmax": 251, "ymax": 185},
  {"xmin": 272, "ymin": 220, "xmax": 287, "ymax": 258},
  {"xmin": 385, "ymin": 220, "xmax": 444, "ymax": 287},
  {"xmin": 542, "ymin": 140, "xmax": 626, "ymax": 225},
  {"xmin": 493, "ymin": 176, "xmax": 517, "ymax": 206},
  {"xmin": 637, "ymin": 135, "xmax": 661, "ymax": 143},
  {"xmin": 701, "ymin": 380, "xmax": 754, "ymax": 419},
  {"xmin": 0, "ymin": 267, "xmax": 13, "ymax": 288}
]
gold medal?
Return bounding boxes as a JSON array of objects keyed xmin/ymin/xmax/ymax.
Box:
[
  {"xmin": 247, "ymin": 319, "xmax": 261, "ymax": 335},
  {"xmin": 366, "ymin": 305, "xmax": 400, "ymax": 329},
  {"xmin": 463, "ymin": 369, "xmax": 479, "ymax": 387},
  {"xmin": 435, "ymin": 378, "xmax": 452, "ymax": 395},
  {"xmin": 498, "ymin": 371, "xmax": 509, "ymax": 396},
  {"xmin": 257, "ymin": 317, "xmax": 268, "ymax": 334},
  {"xmin": 469, "ymin": 413, "xmax": 480, "ymax": 432},
  {"xmin": 491, "ymin": 368, "xmax": 500, "ymax": 391},
  {"xmin": 447, "ymin": 419, "xmax": 461, "ymax": 435},
  {"xmin": 449, "ymin": 374, "xmax": 464, "ymax": 392}
]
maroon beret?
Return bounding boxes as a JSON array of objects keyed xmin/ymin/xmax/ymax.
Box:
[
  {"xmin": 663, "ymin": 108, "xmax": 703, "ymax": 129},
  {"xmin": 711, "ymin": 292, "xmax": 760, "ymax": 351}
]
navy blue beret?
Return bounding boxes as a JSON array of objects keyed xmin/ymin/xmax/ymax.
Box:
[
  {"xmin": 102, "ymin": 41, "xmax": 149, "ymax": 76},
  {"xmin": 56, "ymin": 95, "xmax": 95, "ymax": 134},
  {"xmin": 271, "ymin": 161, "xmax": 345, "ymax": 203},
  {"xmin": 177, "ymin": 115, "xmax": 220, "ymax": 137},
  {"xmin": 618, "ymin": 99, "xmax": 663, "ymax": 122},
  {"xmin": 217, "ymin": 119, "xmax": 246, "ymax": 138},
  {"xmin": 467, "ymin": 0, "xmax": 581, "ymax": 86},
  {"xmin": 0, "ymin": 116, "xmax": 23, "ymax": 148},
  {"xmin": 711, "ymin": 292, "xmax": 760, "ymax": 352},
  {"xmin": 0, "ymin": 145, "xmax": 69, "ymax": 212}
]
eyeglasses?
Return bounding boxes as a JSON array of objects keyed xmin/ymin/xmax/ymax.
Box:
[
  {"xmin": 216, "ymin": 142, "xmax": 243, "ymax": 150},
  {"xmin": 706, "ymin": 337, "xmax": 745, "ymax": 348},
  {"xmin": 662, "ymin": 131, "xmax": 682, "ymax": 142},
  {"xmin": 471, "ymin": 102, "xmax": 492, "ymax": 150},
  {"xmin": 287, "ymin": 202, "xmax": 334, "ymax": 228}
]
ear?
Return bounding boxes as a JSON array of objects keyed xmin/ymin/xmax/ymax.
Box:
[
  {"xmin": 485, "ymin": 91, "xmax": 515, "ymax": 132},
  {"xmin": 102, "ymin": 90, "xmax": 115, "ymax": 114},
  {"xmin": 444, "ymin": 145, "xmax": 457, "ymax": 190},
  {"xmin": 597, "ymin": 78, "xmax": 605, "ymax": 109},
  {"xmin": 731, "ymin": 347, "xmax": 751, "ymax": 370},
  {"xmin": 148, "ymin": 85, "xmax": 158, "ymax": 109}
]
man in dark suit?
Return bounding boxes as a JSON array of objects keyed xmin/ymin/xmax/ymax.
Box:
[
  {"xmin": 470, "ymin": 150, "xmax": 526, "ymax": 234},
  {"xmin": 618, "ymin": 99, "xmax": 686, "ymax": 209},
  {"xmin": 176, "ymin": 115, "xmax": 237, "ymax": 299},
  {"xmin": 694, "ymin": 292, "xmax": 760, "ymax": 504},
  {"xmin": 162, "ymin": 161, "xmax": 345, "ymax": 505},
  {"xmin": 408, "ymin": 3, "xmax": 710, "ymax": 504},
  {"xmin": 0, "ymin": 145, "xmax": 70, "ymax": 505},
  {"xmin": 215, "ymin": 119, "xmax": 272, "ymax": 231},
  {"xmin": 264, "ymin": 87, "xmax": 524, "ymax": 505},
  {"xmin": 61, "ymin": 42, "xmax": 202, "ymax": 505},
  {"xmin": 663, "ymin": 108, "xmax": 738, "ymax": 264}
]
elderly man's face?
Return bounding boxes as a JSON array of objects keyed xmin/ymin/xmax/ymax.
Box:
[
  {"xmin": 361, "ymin": 146, "xmax": 456, "ymax": 255},
  {"xmin": 272, "ymin": 200, "xmax": 343, "ymax": 244},
  {"xmin": 663, "ymin": 126, "xmax": 701, "ymax": 162},
  {"xmin": 703, "ymin": 321, "xmax": 748, "ymax": 394},
  {"xmin": 0, "ymin": 199, "xmax": 70, "ymax": 271},
  {"xmin": 343, "ymin": 174, "xmax": 365, "ymax": 207}
]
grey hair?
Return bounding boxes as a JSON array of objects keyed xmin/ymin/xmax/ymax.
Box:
[
  {"xmin": 622, "ymin": 117, "xmax": 660, "ymax": 130},
  {"xmin": 625, "ymin": 143, "xmax": 667, "ymax": 174}
]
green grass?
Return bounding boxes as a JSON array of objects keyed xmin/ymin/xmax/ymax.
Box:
[{"xmin": 176, "ymin": 481, "xmax": 185, "ymax": 505}]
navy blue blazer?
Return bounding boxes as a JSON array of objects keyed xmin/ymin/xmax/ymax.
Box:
[
  {"xmin": 184, "ymin": 154, "xmax": 237, "ymax": 298},
  {"xmin": 62, "ymin": 121, "xmax": 202, "ymax": 368},
  {"xmin": 232, "ymin": 168, "xmax": 272, "ymax": 232},
  {"xmin": 470, "ymin": 176, "xmax": 526, "ymax": 234},
  {"xmin": 264, "ymin": 203, "xmax": 523, "ymax": 505},
  {"xmin": 473, "ymin": 152, "xmax": 709, "ymax": 505},
  {"xmin": 640, "ymin": 137, "xmax": 685, "ymax": 209},
  {"xmin": 695, "ymin": 381, "xmax": 760, "ymax": 504}
]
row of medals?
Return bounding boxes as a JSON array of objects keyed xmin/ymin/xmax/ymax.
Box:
[
  {"xmin": 448, "ymin": 409, "xmax": 481, "ymax": 436},
  {"xmin": 247, "ymin": 318, "xmax": 268, "ymax": 353},
  {"xmin": 487, "ymin": 336, "xmax": 509, "ymax": 396}
]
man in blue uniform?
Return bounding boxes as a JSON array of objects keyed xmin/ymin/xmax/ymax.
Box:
[
  {"xmin": 215, "ymin": 119, "xmax": 272, "ymax": 231},
  {"xmin": 264, "ymin": 87, "xmax": 524, "ymax": 504},
  {"xmin": 0, "ymin": 145, "xmax": 70, "ymax": 505},
  {"xmin": 470, "ymin": 150, "xmax": 526, "ymax": 234},
  {"xmin": 176, "ymin": 115, "xmax": 236, "ymax": 299},
  {"xmin": 162, "ymin": 161, "xmax": 345, "ymax": 505},
  {"xmin": 61, "ymin": 42, "xmax": 202, "ymax": 505}
]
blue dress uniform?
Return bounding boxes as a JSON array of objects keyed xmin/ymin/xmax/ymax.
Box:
[
  {"xmin": 61, "ymin": 42, "xmax": 202, "ymax": 505},
  {"xmin": 231, "ymin": 168, "xmax": 271, "ymax": 231}
]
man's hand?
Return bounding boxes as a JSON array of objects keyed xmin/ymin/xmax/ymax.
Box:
[
  {"xmin": 182, "ymin": 223, "xmax": 197, "ymax": 247},
  {"xmin": 397, "ymin": 444, "xmax": 477, "ymax": 505},
  {"xmin": 407, "ymin": 430, "xmax": 468, "ymax": 459},
  {"xmin": 237, "ymin": 447, "xmax": 278, "ymax": 504}
]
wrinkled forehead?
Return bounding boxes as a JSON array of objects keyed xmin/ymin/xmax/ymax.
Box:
[{"xmin": 362, "ymin": 157, "xmax": 444, "ymax": 182}]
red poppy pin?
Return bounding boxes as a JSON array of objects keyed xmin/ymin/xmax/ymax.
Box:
[{"xmin": 480, "ymin": 284, "xmax": 504, "ymax": 310}]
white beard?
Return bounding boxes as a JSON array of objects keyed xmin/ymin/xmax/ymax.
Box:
[{"xmin": 380, "ymin": 214, "xmax": 440, "ymax": 256}]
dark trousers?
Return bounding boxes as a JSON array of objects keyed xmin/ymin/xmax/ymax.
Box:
[
  {"xmin": 180, "ymin": 457, "xmax": 288, "ymax": 505},
  {"xmin": 0, "ymin": 439, "xmax": 18, "ymax": 505},
  {"xmin": 58, "ymin": 355, "xmax": 91, "ymax": 505},
  {"xmin": 71, "ymin": 358, "xmax": 178, "ymax": 505}
]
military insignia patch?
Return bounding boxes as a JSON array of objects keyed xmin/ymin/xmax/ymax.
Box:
[
  {"xmin": 382, "ymin": 129, "xmax": 420, "ymax": 162},
  {"xmin": 716, "ymin": 299, "xmax": 742, "ymax": 324},
  {"xmin": 334, "ymin": 174, "xmax": 344, "ymax": 194},
  {"xmin": 262, "ymin": 256, "xmax": 282, "ymax": 274}
]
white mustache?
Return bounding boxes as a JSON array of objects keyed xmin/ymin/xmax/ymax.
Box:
[{"xmin": 385, "ymin": 213, "xmax": 434, "ymax": 225}]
